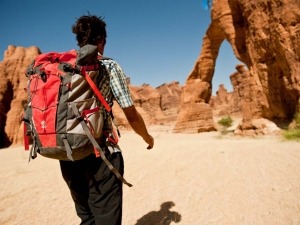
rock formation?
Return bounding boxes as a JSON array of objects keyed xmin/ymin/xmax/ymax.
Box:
[
  {"xmin": 210, "ymin": 84, "xmax": 233, "ymax": 116},
  {"xmin": 113, "ymin": 82, "xmax": 182, "ymax": 128},
  {"xmin": 174, "ymin": 0, "xmax": 300, "ymax": 133},
  {"xmin": 0, "ymin": 46, "xmax": 41, "ymax": 148},
  {"xmin": 156, "ymin": 81, "xmax": 182, "ymax": 123}
]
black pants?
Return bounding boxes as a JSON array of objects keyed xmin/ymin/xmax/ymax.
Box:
[{"xmin": 60, "ymin": 153, "xmax": 124, "ymax": 225}]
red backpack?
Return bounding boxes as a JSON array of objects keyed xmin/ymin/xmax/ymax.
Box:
[{"xmin": 23, "ymin": 45, "xmax": 132, "ymax": 187}]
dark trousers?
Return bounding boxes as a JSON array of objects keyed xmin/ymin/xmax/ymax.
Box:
[{"xmin": 60, "ymin": 153, "xmax": 124, "ymax": 225}]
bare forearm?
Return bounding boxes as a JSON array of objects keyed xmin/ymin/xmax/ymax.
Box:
[
  {"xmin": 122, "ymin": 105, "xmax": 154, "ymax": 149},
  {"xmin": 127, "ymin": 111, "xmax": 149, "ymax": 138}
]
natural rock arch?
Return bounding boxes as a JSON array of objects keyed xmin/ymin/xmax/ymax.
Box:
[{"xmin": 174, "ymin": 0, "xmax": 300, "ymax": 133}]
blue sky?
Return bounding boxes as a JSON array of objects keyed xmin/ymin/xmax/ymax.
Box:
[{"xmin": 0, "ymin": 0, "xmax": 240, "ymax": 94}]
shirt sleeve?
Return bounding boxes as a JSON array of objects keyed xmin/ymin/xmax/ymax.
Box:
[{"xmin": 103, "ymin": 59, "xmax": 134, "ymax": 108}]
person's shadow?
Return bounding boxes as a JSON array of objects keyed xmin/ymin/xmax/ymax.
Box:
[{"xmin": 135, "ymin": 201, "xmax": 182, "ymax": 225}]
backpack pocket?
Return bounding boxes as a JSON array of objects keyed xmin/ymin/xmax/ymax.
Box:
[
  {"xmin": 67, "ymin": 97, "xmax": 103, "ymax": 138},
  {"xmin": 29, "ymin": 74, "xmax": 61, "ymax": 134}
]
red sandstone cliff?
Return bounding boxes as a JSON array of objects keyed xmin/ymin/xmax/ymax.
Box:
[
  {"xmin": 174, "ymin": 0, "xmax": 300, "ymax": 134},
  {"xmin": 112, "ymin": 82, "xmax": 182, "ymax": 129},
  {"xmin": 0, "ymin": 46, "xmax": 41, "ymax": 148}
]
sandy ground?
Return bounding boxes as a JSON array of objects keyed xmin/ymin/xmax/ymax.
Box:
[{"xmin": 0, "ymin": 125, "xmax": 300, "ymax": 225}]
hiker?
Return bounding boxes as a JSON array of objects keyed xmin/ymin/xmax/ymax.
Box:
[{"xmin": 59, "ymin": 15, "xmax": 154, "ymax": 225}]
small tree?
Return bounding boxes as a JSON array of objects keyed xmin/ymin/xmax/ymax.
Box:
[{"xmin": 218, "ymin": 116, "xmax": 233, "ymax": 134}]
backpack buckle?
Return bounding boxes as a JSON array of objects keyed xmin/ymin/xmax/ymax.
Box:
[{"xmin": 103, "ymin": 130, "xmax": 119, "ymax": 145}]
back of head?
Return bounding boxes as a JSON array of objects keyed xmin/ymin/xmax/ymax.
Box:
[{"xmin": 72, "ymin": 14, "xmax": 107, "ymax": 47}]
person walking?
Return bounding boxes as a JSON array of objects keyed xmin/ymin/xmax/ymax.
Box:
[{"xmin": 59, "ymin": 14, "xmax": 154, "ymax": 225}]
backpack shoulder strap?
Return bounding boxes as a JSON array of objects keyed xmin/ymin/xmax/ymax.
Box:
[
  {"xmin": 80, "ymin": 66, "xmax": 111, "ymax": 112},
  {"xmin": 70, "ymin": 102, "xmax": 132, "ymax": 187}
]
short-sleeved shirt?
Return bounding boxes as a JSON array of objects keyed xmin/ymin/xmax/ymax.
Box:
[
  {"xmin": 96, "ymin": 56, "xmax": 133, "ymax": 130},
  {"xmin": 97, "ymin": 57, "xmax": 133, "ymax": 108}
]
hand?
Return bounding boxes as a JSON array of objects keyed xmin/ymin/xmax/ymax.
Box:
[{"xmin": 144, "ymin": 135, "xmax": 154, "ymax": 150}]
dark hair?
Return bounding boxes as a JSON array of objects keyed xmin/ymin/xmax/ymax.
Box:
[{"xmin": 72, "ymin": 14, "xmax": 107, "ymax": 47}]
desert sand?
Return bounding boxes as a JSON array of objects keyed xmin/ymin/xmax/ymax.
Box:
[{"xmin": 0, "ymin": 125, "xmax": 300, "ymax": 225}]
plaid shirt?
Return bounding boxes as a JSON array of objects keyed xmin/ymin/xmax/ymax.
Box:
[
  {"xmin": 96, "ymin": 56, "xmax": 133, "ymax": 130},
  {"xmin": 98, "ymin": 57, "xmax": 133, "ymax": 108}
]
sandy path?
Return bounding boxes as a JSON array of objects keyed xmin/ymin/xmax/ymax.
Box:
[{"xmin": 0, "ymin": 126, "xmax": 300, "ymax": 225}]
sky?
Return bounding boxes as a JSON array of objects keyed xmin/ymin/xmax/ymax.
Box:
[{"xmin": 0, "ymin": 0, "xmax": 240, "ymax": 94}]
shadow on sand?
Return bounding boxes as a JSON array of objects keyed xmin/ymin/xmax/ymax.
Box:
[{"xmin": 135, "ymin": 201, "xmax": 182, "ymax": 225}]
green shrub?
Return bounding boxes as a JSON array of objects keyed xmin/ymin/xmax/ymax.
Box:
[
  {"xmin": 282, "ymin": 113, "xmax": 300, "ymax": 141},
  {"xmin": 282, "ymin": 129, "xmax": 300, "ymax": 141},
  {"xmin": 218, "ymin": 116, "xmax": 233, "ymax": 128},
  {"xmin": 218, "ymin": 116, "xmax": 233, "ymax": 135}
]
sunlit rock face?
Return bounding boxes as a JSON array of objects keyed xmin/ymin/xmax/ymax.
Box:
[
  {"xmin": 175, "ymin": 0, "xmax": 300, "ymax": 133},
  {"xmin": 0, "ymin": 46, "xmax": 40, "ymax": 147},
  {"xmin": 113, "ymin": 82, "xmax": 182, "ymax": 128}
]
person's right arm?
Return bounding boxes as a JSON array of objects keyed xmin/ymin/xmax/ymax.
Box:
[
  {"xmin": 103, "ymin": 59, "xmax": 154, "ymax": 149},
  {"xmin": 122, "ymin": 105, "xmax": 154, "ymax": 150}
]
